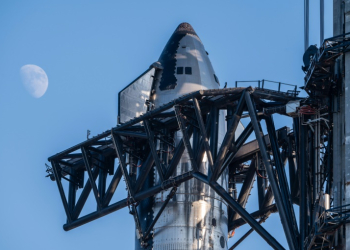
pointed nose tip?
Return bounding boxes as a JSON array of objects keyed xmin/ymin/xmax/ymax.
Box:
[{"xmin": 174, "ymin": 22, "xmax": 198, "ymax": 37}]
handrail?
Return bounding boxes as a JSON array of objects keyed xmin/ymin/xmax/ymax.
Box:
[{"xmin": 235, "ymin": 79, "xmax": 299, "ymax": 96}]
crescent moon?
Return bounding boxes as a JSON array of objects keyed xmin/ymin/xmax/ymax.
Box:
[{"xmin": 20, "ymin": 64, "xmax": 48, "ymax": 98}]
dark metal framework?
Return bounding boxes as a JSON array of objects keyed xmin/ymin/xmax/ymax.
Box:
[
  {"xmin": 304, "ymin": 32, "xmax": 350, "ymax": 94},
  {"xmin": 298, "ymin": 33, "xmax": 350, "ymax": 249},
  {"xmin": 235, "ymin": 79, "xmax": 300, "ymax": 97},
  {"xmin": 47, "ymin": 86, "xmax": 306, "ymax": 250},
  {"xmin": 304, "ymin": 204, "xmax": 350, "ymax": 249}
]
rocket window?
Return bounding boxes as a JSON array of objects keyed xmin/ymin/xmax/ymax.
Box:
[
  {"xmin": 185, "ymin": 67, "xmax": 192, "ymax": 75},
  {"xmin": 177, "ymin": 67, "xmax": 183, "ymax": 74},
  {"xmin": 212, "ymin": 218, "xmax": 217, "ymax": 227}
]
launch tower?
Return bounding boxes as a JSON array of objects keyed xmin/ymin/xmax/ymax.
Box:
[{"xmin": 46, "ymin": 4, "xmax": 350, "ymax": 249}]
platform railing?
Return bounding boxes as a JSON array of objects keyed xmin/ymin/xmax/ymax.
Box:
[
  {"xmin": 304, "ymin": 32, "xmax": 350, "ymax": 90},
  {"xmin": 305, "ymin": 203, "xmax": 350, "ymax": 250},
  {"xmin": 235, "ymin": 79, "xmax": 299, "ymax": 97}
]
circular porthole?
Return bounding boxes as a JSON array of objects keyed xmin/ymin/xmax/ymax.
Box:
[{"xmin": 220, "ymin": 236, "xmax": 225, "ymax": 248}]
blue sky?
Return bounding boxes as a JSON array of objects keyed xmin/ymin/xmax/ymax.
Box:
[{"xmin": 0, "ymin": 1, "xmax": 333, "ymax": 249}]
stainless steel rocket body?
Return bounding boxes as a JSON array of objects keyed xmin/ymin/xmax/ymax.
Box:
[
  {"xmin": 152, "ymin": 128, "xmax": 229, "ymax": 250},
  {"xmin": 127, "ymin": 23, "xmax": 245, "ymax": 250},
  {"xmin": 146, "ymin": 23, "xmax": 242, "ymax": 250}
]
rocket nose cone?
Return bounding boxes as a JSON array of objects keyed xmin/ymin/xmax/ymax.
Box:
[{"xmin": 174, "ymin": 22, "xmax": 198, "ymax": 37}]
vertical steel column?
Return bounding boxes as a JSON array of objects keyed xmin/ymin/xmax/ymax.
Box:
[
  {"xmin": 262, "ymin": 186, "xmax": 274, "ymax": 208},
  {"xmin": 103, "ymin": 165, "xmax": 122, "ymax": 207},
  {"xmin": 111, "ymin": 133, "xmax": 135, "ymax": 198},
  {"xmin": 300, "ymin": 118, "xmax": 308, "ymax": 249},
  {"xmin": 165, "ymin": 126, "xmax": 193, "ymax": 179},
  {"xmin": 97, "ymin": 155, "xmax": 107, "ymax": 202},
  {"xmin": 256, "ymin": 155, "xmax": 266, "ymax": 209},
  {"xmin": 51, "ymin": 161, "xmax": 72, "ymax": 223},
  {"xmin": 313, "ymin": 114, "xmax": 320, "ymax": 208},
  {"xmin": 68, "ymin": 168, "xmax": 77, "ymax": 213},
  {"xmin": 227, "ymin": 102, "xmax": 235, "ymax": 222},
  {"xmin": 333, "ymin": 1, "xmax": 350, "ymax": 247},
  {"xmin": 135, "ymin": 155, "xmax": 155, "ymax": 249},
  {"xmin": 316, "ymin": 116, "xmax": 321, "ymax": 197},
  {"xmin": 192, "ymin": 127, "xmax": 200, "ymax": 154},
  {"xmin": 219, "ymin": 122, "xmax": 254, "ymax": 178},
  {"xmin": 326, "ymin": 131, "xmax": 332, "ymax": 195},
  {"xmin": 231, "ymin": 157, "xmax": 256, "ymax": 221},
  {"xmin": 161, "ymin": 129, "xmax": 170, "ymax": 167},
  {"xmin": 308, "ymin": 129, "xmax": 314, "ymax": 227},
  {"xmin": 128, "ymin": 153, "xmax": 138, "ymax": 191},
  {"xmin": 72, "ymin": 166, "xmax": 99, "ymax": 219},
  {"xmin": 320, "ymin": 0, "xmax": 324, "ymax": 45},
  {"xmin": 195, "ymin": 113, "xmax": 212, "ymax": 168},
  {"xmin": 174, "ymin": 106, "xmax": 199, "ymax": 172},
  {"xmin": 81, "ymin": 147, "xmax": 102, "ymax": 210},
  {"xmin": 210, "ymin": 106, "xmax": 219, "ymax": 163},
  {"xmin": 134, "ymin": 154, "xmax": 154, "ymax": 192},
  {"xmin": 265, "ymin": 115, "xmax": 299, "ymax": 249},
  {"xmin": 130, "ymin": 203, "xmax": 143, "ymax": 244},
  {"xmin": 227, "ymin": 105, "xmax": 234, "ymax": 129},
  {"xmin": 286, "ymin": 136, "xmax": 299, "ymax": 200},
  {"xmin": 245, "ymin": 92, "xmax": 296, "ymax": 250},
  {"xmin": 144, "ymin": 120, "xmax": 165, "ymax": 181},
  {"xmin": 228, "ymin": 165, "xmax": 236, "ymax": 223},
  {"xmin": 211, "ymin": 92, "xmax": 245, "ymax": 181},
  {"xmin": 129, "ymin": 155, "xmax": 146, "ymax": 245},
  {"xmin": 226, "ymin": 100, "xmax": 235, "ymax": 213},
  {"xmin": 304, "ymin": 0, "xmax": 309, "ymax": 51},
  {"xmin": 292, "ymin": 117, "xmax": 300, "ymax": 201},
  {"xmin": 193, "ymin": 98, "xmax": 214, "ymax": 171}
]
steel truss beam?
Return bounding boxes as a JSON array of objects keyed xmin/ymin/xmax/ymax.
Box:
[
  {"xmin": 111, "ymin": 133, "xmax": 135, "ymax": 198},
  {"xmin": 51, "ymin": 161, "xmax": 73, "ymax": 223},
  {"xmin": 211, "ymin": 91, "xmax": 246, "ymax": 181},
  {"xmin": 229, "ymin": 217, "xmax": 269, "ymax": 250},
  {"xmin": 142, "ymin": 187, "xmax": 177, "ymax": 242},
  {"xmin": 174, "ymin": 105, "xmax": 199, "ymax": 172},
  {"xmin": 193, "ymin": 98, "xmax": 214, "ymax": 171},
  {"xmin": 47, "ymin": 87, "xmax": 303, "ymax": 249},
  {"xmin": 230, "ymin": 157, "xmax": 256, "ymax": 222},
  {"xmin": 81, "ymin": 147, "xmax": 102, "ymax": 210},
  {"xmin": 265, "ymin": 115, "xmax": 299, "ymax": 247},
  {"xmin": 73, "ymin": 166, "xmax": 99, "ymax": 219},
  {"xmin": 63, "ymin": 171, "xmax": 193, "ymax": 231},
  {"xmin": 245, "ymin": 91, "xmax": 299, "ymax": 250},
  {"xmin": 192, "ymin": 172, "xmax": 285, "ymax": 250},
  {"xmin": 103, "ymin": 165, "xmax": 122, "ymax": 207},
  {"xmin": 144, "ymin": 120, "xmax": 165, "ymax": 181}
]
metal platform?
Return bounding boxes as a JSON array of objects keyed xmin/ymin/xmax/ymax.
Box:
[
  {"xmin": 47, "ymin": 86, "xmax": 305, "ymax": 250},
  {"xmin": 305, "ymin": 204, "xmax": 350, "ymax": 250},
  {"xmin": 300, "ymin": 32, "xmax": 350, "ymax": 250},
  {"xmin": 304, "ymin": 32, "xmax": 350, "ymax": 94}
]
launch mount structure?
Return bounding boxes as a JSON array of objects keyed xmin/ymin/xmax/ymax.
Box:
[{"xmin": 46, "ymin": 2, "xmax": 350, "ymax": 249}]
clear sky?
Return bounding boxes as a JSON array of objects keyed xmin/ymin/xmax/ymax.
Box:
[{"xmin": 0, "ymin": 1, "xmax": 333, "ymax": 249}]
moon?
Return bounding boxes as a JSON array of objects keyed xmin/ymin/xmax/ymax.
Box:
[{"xmin": 20, "ymin": 64, "xmax": 48, "ymax": 98}]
